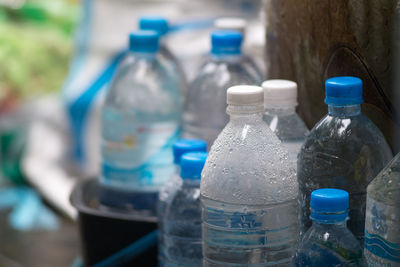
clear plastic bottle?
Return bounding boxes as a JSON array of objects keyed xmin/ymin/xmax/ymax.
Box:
[
  {"xmin": 364, "ymin": 152, "xmax": 400, "ymax": 266},
  {"xmin": 214, "ymin": 17, "xmax": 264, "ymax": 79},
  {"xmin": 297, "ymin": 76, "xmax": 392, "ymax": 242},
  {"xmin": 161, "ymin": 152, "xmax": 208, "ymax": 267},
  {"xmin": 139, "ymin": 16, "xmax": 187, "ymax": 95},
  {"xmin": 293, "ymin": 188, "xmax": 364, "ymax": 266},
  {"xmin": 157, "ymin": 139, "xmax": 207, "ymax": 264},
  {"xmin": 99, "ymin": 31, "xmax": 182, "ymax": 213},
  {"xmin": 262, "ymin": 79, "xmax": 309, "ymax": 165},
  {"xmin": 201, "ymin": 85, "xmax": 298, "ymax": 266},
  {"xmin": 183, "ymin": 30, "xmax": 263, "ymax": 148}
]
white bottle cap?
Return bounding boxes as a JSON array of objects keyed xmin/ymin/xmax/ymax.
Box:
[
  {"xmin": 215, "ymin": 17, "xmax": 247, "ymax": 35},
  {"xmin": 262, "ymin": 79, "xmax": 298, "ymax": 109},
  {"xmin": 227, "ymin": 85, "xmax": 264, "ymax": 106}
]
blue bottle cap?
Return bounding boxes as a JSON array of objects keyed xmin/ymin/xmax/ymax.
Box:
[
  {"xmin": 129, "ymin": 30, "xmax": 159, "ymax": 53},
  {"xmin": 173, "ymin": 139, "xmax": 207, "ymax": 165},
  {"xmin": 325, "ymin": 76, "xmax": 364, "ymax": 106},
  {"xmin": 310, "ymin": 188, "xmax": 349, "ymax": 223},
  {"xmin": 139, "ymin": 16, "xmax": 169, "ymax": 36},
  {"xmin": 180, "ymin": 152, "xmax": 208, "ymax": 180},
  {"xmin": 211, "ymin": 30, "xmax": 242, "ymax": 55}
]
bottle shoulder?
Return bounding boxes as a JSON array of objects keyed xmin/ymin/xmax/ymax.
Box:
[
  {"xmin": 298, "ymin": 114, "xmax": 392, "ymax": 183},
  {"xmin": 296, "ymin": 224, "xmax": 364, "ymax": 266},
  {"xmin": 165, "ymin": 180, "xmax": 201, "ymax": 218},
  {"xmin": 301, "ymin": 113, "xmax": 392, "ymax": 156},
  {"xmin": 300, "ymin": 224, "xmax": 362, "ymax": 253},
  {"xmin": 367, "ymin": 152, "xmax": 400, "ymax": 204},
  {"xmin": 263, "ymin": 112, "xmax": 309, "ymax": 141},
  {"xmin": 104, "ymin": 54, "xmax": 182, "ymax": 114},
  {"xmin": 201, "ymin": 118, "xmax": 298, "ymax": 205},
  {"xmin": 190, "ymin": 59, "xmax": 261, "ymax": 88},
  {"xmin": 159, "ymin": 174, "xmax": 182, "ymax": 202},
  {"xmin": 185, "ymin": 62, "xmax": 261, "ymax": 116}
]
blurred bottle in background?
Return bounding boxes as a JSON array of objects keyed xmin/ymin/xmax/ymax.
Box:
[
  {"xmin": 293, "ymin": 189, "xmax": 364, "ymax": 266},
  {"xmin": 297, "ymin": 76, "xmax": 392, "ymax": 242},
  {"xmin": 183, "ymin": 30, "xmax": 262, "ymax": 148},
  {"xmin": 364, "ymin": 153, "xmax": 400, "ymax": 266},
  {"xmin": 157, "ymin": 139, "xmax": 207, "ymax": 264},
  {"xmin": 99, "ymin": 31, "xmax": 182, "ymax": 213},
  {"xmin": 64, "ymin": 0, "xmax": 263, "ymax": 178},
  {"xmin": 201, "ymin": 86, "xmax": 298, "ymax": 266},
  {"xmin": 262, "ymin": 79, "xmax": 308, "ymax": 165},
  {"xmin": 160, "ymin": 152, "xmax": 207, "ymax": 267},
  {"xmin": 139, "ymin": 15, "xmax": 187, "ymax": 96},
  {"xmin": 215, "ymin": 17, "xmax": 264, "ymax": 79},
  {"xmin": 215, "ymin": 17, "xmax": 246, "ymax": 34}
]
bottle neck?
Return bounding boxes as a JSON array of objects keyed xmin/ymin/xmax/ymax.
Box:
[
  {"xmin": 227, "ymin": 104, "xmax": 264, "ymax": 118},
  {"xmin": 312, "ymin": 220, "xmax": 347, "ymax": 229},
  {"xmin": 181, "ymin": 178, "xmax": 201, "ymax": 186},
  {"xmin": 264, "ymin": 106, "xmax": 296, "ymax": 116},
  {"xmin": 211, "ymin": 52, "xmax": 242, "ymax": 62},
  {"xmin": 131, "ymin": 51, "xmax": 158, "ymax": 60},
  {"xmin": 328, "ymin": 105, "xmax": 361, "ymax": 117}
]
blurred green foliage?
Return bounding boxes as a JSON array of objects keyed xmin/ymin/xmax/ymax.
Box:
[{"xmin": 0, "ymin": 0, "xmax": 79, "ymax": 102}]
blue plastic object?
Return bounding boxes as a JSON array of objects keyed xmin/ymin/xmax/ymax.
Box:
[
  {"xmin": 310, "ymin": 188, "xmax": 349, "ymax": 223},
  {"xmin": 129, "ymin": 30, "xmax": 159, "ymax": 53},
  {"xmin": 294, "ymin": 188, "xmax": 364, "ymax": 266},
  {"xmin": 68, "ymin": 50, "xmax": 127, "ymax": 163},
  {"xmin": 93, "ymin": 230, "xmax": 158, "ymax": 267},
  {"xmin": 139, "ymin": 16, "xmax": 169, "ymax": 36},
  {"xmin": 172, "ymin": 139, "xmax": 207, "ymax": 164},
  {"xmin": 211, "ymin": 30, "xmax": 242, "ymax": 55},
  {"xmin": 65, "ymin": 18, "xmax": 215, "ymax": 168},
  {"xmin": 0, "ymin": 187, "xmax": 59, "ymax": 231},
  {"xmin": 71, "ymin": 231, "xmax": 158, "ymax": 267},
  {"xmin": 180, "ymin": 152, "xmax": 208, "ymax": 180},
  {"xmin": 324, "ymin": 76, "xmax": 364, "ymax": 106}
]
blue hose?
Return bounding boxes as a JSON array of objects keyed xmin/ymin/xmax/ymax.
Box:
[{"xmin": 93, "ymin": 230, "xmax": 158, "ymax": 267}]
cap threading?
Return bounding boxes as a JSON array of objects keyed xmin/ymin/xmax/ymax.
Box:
[
  {"xmin": 325, "ymin": 76, "xmax": 364, "ymax": 106},
  {"xmin": 310, "ymin": 188, "xmax": 349, "ymax": 224}
]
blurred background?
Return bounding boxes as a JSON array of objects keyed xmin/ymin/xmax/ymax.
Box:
[
  {"xmin": 1, "ymin": 0, "xmax": 399, "ymax": 266},
  {"xmin": 0, "ymin": 0, "xmax": 265, "ymax": 266}
]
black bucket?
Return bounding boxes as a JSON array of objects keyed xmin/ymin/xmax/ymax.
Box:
[{"xmin": 70, "ymin": 179, "xmax": 158, "ymax": 267}]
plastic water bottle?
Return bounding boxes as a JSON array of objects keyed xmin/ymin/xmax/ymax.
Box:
[
  {"xmin": 157, "ymin": 139, "xmax": 207, "ymax": 264},
  {"xmin": 214, "ymin": 17, "xmax": 264, "ymax": 77},
  {"xmin": 183, "ymin": 30, "xmax": 263, "ymax": 148},
  {"xmin": 297, "ymin": 76, "xmax": 392, "ymax": 242},
  {"xmin": 215, "ymin": 17, "xmax": 247, "ymax": 34},
  {"xmin": 158, "ymin": 139, "xmax": 208, "ymax": 218},
  {"xmin": 201, "ymin": 85, "xmax": 298, "ymax": 266},
  {"xmin": 364, "ymin": 153, "xmax": 400, "ymax": 266},
  {"xmin": 262, "ymin": 79, "xmax": 309, "ymax": 165},
  {"xmin": 139, "ymin": 16, "xmax": 186, "ymax": 94},
  {"xmin": 293, "ymin": 188, "xmax": 364, "ymax": 266},
  {"xmin": 161, "ymin": 152, "xmax": 208, "ymax": 267},
  {"xmin": 99, "ymin": 31, "xmax": 182, "ymax": 212}
]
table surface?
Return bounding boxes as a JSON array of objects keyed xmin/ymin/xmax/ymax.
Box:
[{"xmin": 0, "ymin": 209, "xmax": 79, "ymax": 267}]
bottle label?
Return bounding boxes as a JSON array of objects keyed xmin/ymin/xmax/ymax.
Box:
[
  {"xmin": 101, "ymin": 119, "xmax": 180, "ymax": 191},
  {"xmin": 202, "ymin": 197, "xmax": 298, "ymax": 265},
  {"xmin": 364, "ymin": 196, "xmax": 400, "ymax": 266}
]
